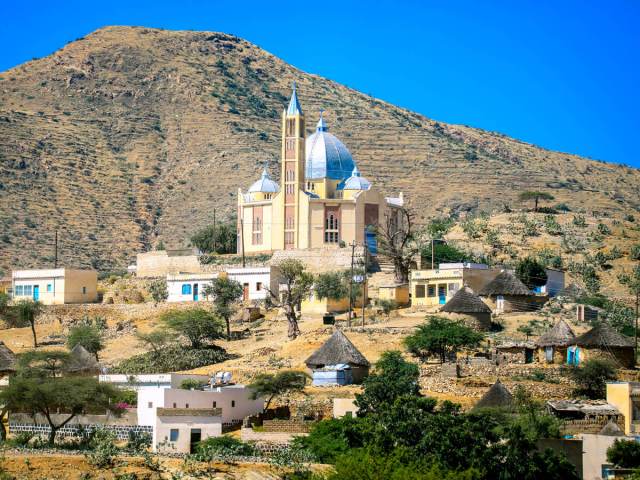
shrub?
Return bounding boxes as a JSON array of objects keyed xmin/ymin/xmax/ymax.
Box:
[
  {"xmin": 111, "ymin": 345, "xmax": 228, "ymax": 374},
  {"xmin": 572, "ymin": 215, "xmax": 587, "ymax": 227},
  {"xmin": 67, "ymin": 324, "xmax": 103, "ymax": 360},
  {"xmin": 85, "ymin": 429, "xmax": 119, "ymax": 468},
  {"xmin": 180, "ymin": 378, "xmax": 206, "ymax": 390},
  {"xmin": 8, "ymin": 431, "xmax": 34, "ymax": 447},
  {"xmin": 607, "ymin": 439, "xmax": 640, "ymax": 468},
  {"xmin": 543, "ymin": 215, "xmax": 562, "ymax": 236},
  {"xmin": 160, "ymin": 308, "xmax": 225, "ymax": 348},
  {"xmin": 624, "ymin": 214, "xmax": 635, "ymax": 223},
  {"xmin": 193, "ymin": 435, "xmax": 257, "ymax": 460},
  {"xmin": 126, "ymin": 430, "xmax": 151, "ymax": 453},
  {"xmin": 569, "ymin": 359, "xmax": 617, "ymax": 399},
  {"xmin": 554, "ymin": 203, "xmax": 571, "ymax": 212},
  {"xmin": 630, "ymin": 244, "xmax": 640, "ymax": 261},
  {"xmin": 597, "ymin": 223, "xmax": 611, "ymax": 235},
  {"xmin": 377, "ymin": 299, "xmax": 397, "ymax": 316},
  {"xmin": 148, "ymin": 279, "xmax": 168, "ymax": 304}
]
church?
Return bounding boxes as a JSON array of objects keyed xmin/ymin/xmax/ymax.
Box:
[{"xmin": 237, "ymin": 84, "xmax": 404, "ymax": 255}]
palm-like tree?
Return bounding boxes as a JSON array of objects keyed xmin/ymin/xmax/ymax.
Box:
[{"xmin": 15, "ymin": 300, "xmax": 43, "ymax": 347}]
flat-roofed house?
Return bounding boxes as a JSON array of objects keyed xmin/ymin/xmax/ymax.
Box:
[
  {"xmin": 166, "ymin": 272, "xmax": 218, "ymax": 302},
  {"xmin": 11, "ymin": 268, "xmax": 97, "ymax": 305},
  {"xmin": 155, "ymin": 408, "xmax": 223, "ymax": 454}
]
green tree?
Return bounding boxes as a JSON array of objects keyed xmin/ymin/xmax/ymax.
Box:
[
  {"xmin": 135, "ymin": 329, "xmax": 173, "ymax": 357},
  {"xmin": 292, "ymin": 417, "xmax": 365, "ymax": 464},
  {"xmin": 0, "ymin": 376, "xmax": 122, "ymax": 445},
  {"xmin": 269, "ymin": 259, "xmax": 314, "ymax": 339},
  {"xmin": 15, "ymin": 299, "xmax": 43, "ymax": 347},
  {"xmin": 0, "ymin": 292, "xmax": 9, "ymax": 314},
  {"xmin": 517, "ymin": 324, "xmax": 534, "ymax": 340},
  {"xmin": 67, "ymin": 324, "xmax": 104, "ymax": 360},
  {"xmin": 355, "ymin": 350, "xmax": 420, "ymax": 415},
  {"xmin": 203, "ymin": 276, "xmax": 243, "ymax": 339},
  {"xmin": 248, "ymin": 370, "xmax": 307, "ymax": 410},
  {"xmin": 315, "ymin": 270, "xmax": 363, "ymax": 314},
  {"xmin": 426, "ymin": 217, "xmax": 455, "ymax": 239},
  {"xmin": 569, "ymin": 358, "xmax": 617, "ymax": 399},
  {"xmin": 190, "ymin": 219, "xmax": 237, "ymax": 254},
  {"xmin": 148, "ymin": 279, "xmax": 168, "ymax": 305},
  {"xmin": 420, "ymin": 242, "xmax": 471, "ymax": 267},
  {"xmin": 404, "ymin": 316, "xmax": 483, "ymax": 363},
  {"xmin": 160, "ymin": 308, "xmax": 225, "ymax": 348},
  {"xmin": 607, "ymin": 439, "xmax": 640, "ymax": 468},
  {"xmin": 631, "ymin": 244, "xmax": 640, "ymax": 262},
  {"xmin": 17, "ymin": 350, "xmax": 71, "ymax": 378},
  {"xmin": 518, "ymin": 191, "xmax": 555, "ymax": 212},
  {"xmin": 515, "ymin": 257, "xmax": 548, "ymax": 290}
]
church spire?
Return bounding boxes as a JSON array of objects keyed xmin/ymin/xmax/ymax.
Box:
[
  {"xmin": 286, "ymin": 81, "xmax": 303, "ymax": 116},
  {"xmin": 316, "ymin": 109, "xmax": 327, "ymax": 132}
]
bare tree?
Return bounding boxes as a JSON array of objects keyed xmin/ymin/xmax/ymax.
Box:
[
  {"xmin": 377, "ymin": 207, "xmax": 418, "ymax": 284},
  {"xmin": 265, "ymin": 259, "xmax": 314, "ymax": 339}
]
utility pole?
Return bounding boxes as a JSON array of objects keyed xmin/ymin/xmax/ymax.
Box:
[
  {"xmin": 362, "ymin": 244, "xmax": 368, "ymax": 328},
  {"xmin": 636, "ymin": 291, "xmax": 639, "ymax": 363},
  {"xmin": 213, "ymin": 208, "xmax": 217, "ymax": 254},
  {"xmin": 54, "ymin": 229, "xmax": 58, "ymax": 268},
  {"xmin": 240, "ymin": 214, "xmax": 246, "ymax": 268},
  {"xmin": 349, "ymin": 241, "xmax": 356, "ymax": 328}
]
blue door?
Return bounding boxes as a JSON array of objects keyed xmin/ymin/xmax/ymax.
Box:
[
  {"xmin": 33, "ymin": 285, "xmax": 39, "ymax": 301},
  {"xmin": 193, "ymin": 283, "xmax": 199, "ymax": 302},
  {"xmin": 567, "ymin": 346, "xmax": 580, "ymax": 366},
  {"xmin": 365, "ymin": 229, "xmax": 378, "ymax": 255}
]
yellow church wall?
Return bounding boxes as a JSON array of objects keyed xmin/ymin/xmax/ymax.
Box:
[
  {"xmin": 298, "ymin": 191, "xmax": 311, "ymax": 249},
  {"xmin": 309, "ymin": 202, "xmax": 325, "ymax": 247},
  {"xmin": 271, "ymin": 191, "xmax": 285, "ymax": 251}
]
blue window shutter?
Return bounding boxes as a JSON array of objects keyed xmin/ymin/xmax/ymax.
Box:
[{"xmin": 182, "ymin": 284, "xmax": 192, "ymax": 295}]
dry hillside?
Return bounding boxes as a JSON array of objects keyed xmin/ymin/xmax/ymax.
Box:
[{"xmin": 1, "ymin": 26, "xmax": 639, "ymax": 273}]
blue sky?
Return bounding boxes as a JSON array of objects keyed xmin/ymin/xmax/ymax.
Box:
[{"xmin": 2, "ymin": 1, "xmax": 639, "ymax": 167}]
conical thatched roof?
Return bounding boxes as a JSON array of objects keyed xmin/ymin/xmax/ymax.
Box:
[
  {"xmin": 556, "ymin": 283, "xmax": 585, "ymax": 301},
  {"xmin": 0, "ymin": 341, "xmax": 16, "ymax": 373},
  {"xmin": 599, "ymin": 419, "xmax": 624, "ymax": 436},
  {"xmin": 473, "ymin": 380, "xmax": 513, "ymax": 410},
  {"xmin": 441, "ymin": 286, "xmax": 491, "ymax": 314},
  {"xmin": 536, "ymin": 320, "xmax": 576, "ymax": 347},
  {"xmin": 574, "ymin": 323, "xmax": 634, "ymax": 348},
  {"xmin": 64, "ymin": 344, "xmax": 100, "ymax": 374},
  {"xmin": 305, "ymin": 330, "xmax": 370, "ymax": 368},
  {"xmin": 479, "ymin": 272, "xmax": 531, "ymax": 296}
]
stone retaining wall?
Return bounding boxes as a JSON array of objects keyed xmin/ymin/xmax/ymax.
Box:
[
  {"xmin": 240, "ymin": 427, "xmax": 307, "ymax": 444},
  {"xmin": 262, "ymin": 419, "xmax": 316, "ymax": 433},
  {"xmin": 9, "ymin": 422, "xmax": 152, "ymax": 441}
]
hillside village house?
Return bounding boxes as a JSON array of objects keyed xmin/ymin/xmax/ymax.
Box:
[
  {"xmin": 439, "ymin": 286, "xmax": 493, "ymax": 331},
  {"xmin": 237, "ymin": 84, "xmax": 404, "ymax": 255},
  {"xmin": 536, "ymin": 319, "xmax": 577, "ymax": 364},
  {"xmin": 410, "ymin": 263, "xmax": 502, "ymax": 308},
  {"xmin": 166, "ymin": 268, "xmax": 271, "ymax": 303},
  {"xmin": 478, "ymin": 271, "xmax": 543, "ymax": 314},
  {"xmin": 11, "ymin": 268, "xmax": 97, "ymax": 305},
  {"xmin": 305, "ymin": 330, "xmax": 370, "ymax": 385}
]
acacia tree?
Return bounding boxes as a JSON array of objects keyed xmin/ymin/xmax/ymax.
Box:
[
  {"xmin": 67, "ymin": 324, "xmax": 104, "ymax": 361},
  {"xmin": 377, "ymin": 207, "xmax": 419, "ymax": 284},
  {"xmin": 148, "ymin": 279, "xmax": 168, "ymax": 305},
  {"xmin": 403, "ymin": 316, "xmax": 483, "ymax": 363},
  {"xmin": 267, "ymin": 259, "xmax": 314, "ymax": 339},
  {"xmin": 160, "ymin": 308, "xmax": 225, "ymax": 348},
  {"xmin": 17, "ymin": 350, "xmax": 72, "ymax": 378},
  {"xmin": 515, "ymin": 257, "xmax": 548, "ymax": 290},
  {"xmin": 15, "ymin": 299, "xmax": 43, "ymax": 347},
  {"xmin": 248, "ymin": 370, "xmax": 308, "ymax": 411},
  {"xmin": 135, "ymin": 329, "xmax": 173, "ymax": 357},
  {"xmin": 203, "ymin": 276, "xmax": 243, "ymax": 339},
  {"xmin": 315, "ymin": 270, "xmax": 363, "ymax": 317},
  {"xmin": 518, "ymin": 191, "xmax": 555, "ymax": 212},
  {"xmin": 0, "ymin": 376, "xmax": 122, "ymax": 445}
]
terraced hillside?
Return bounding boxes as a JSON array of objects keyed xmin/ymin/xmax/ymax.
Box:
[{"xmin": 1, "ymin": 26, "xmax": 639, "ymax": 273}]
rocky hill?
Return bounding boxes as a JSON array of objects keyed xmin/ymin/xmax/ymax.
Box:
[{"xmin": 1, "ymin": 26, "xmax": 639, "ymax": 273}]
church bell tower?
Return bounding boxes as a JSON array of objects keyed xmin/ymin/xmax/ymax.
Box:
[{"xmin": 281, "ymin": 82, "xmax": 306, "ymax": 249}]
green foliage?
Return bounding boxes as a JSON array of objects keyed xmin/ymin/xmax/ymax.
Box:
[
  {"xmin": 135, "ymin": 329, "xmax": 174, "ymax": 356},
  {"xmin": 629, "ymin": 244, "xmax": 640, "ymax": 261},
  {"xmin": 111, "ymin": 345, "xmax": 228, "ymax": 374},
  {"xmin": 554, "ymin": 203, "xmax": 571, "ymax": 212},
  {"xmin": 293, "ymin": 417, "xmax": 363, "ymax": 464},
  {"xmin": 193, "ymin": 435, "xmax": 257, "ymax": 460},
  {"xmin": 355, "ymin": 351, "xmax": 420, "ymax": 415},
  {"xmin": 596, "ymin": 222, "xmax": 611, "ymax": 235},
  {"xmin": 607, "ymin": 439, "xmax": 640, "ymax": 468},
  {"xmin": 203, "ymin": 276, "xmax": 243, "ymax": 338},
  {"xmin": 515, "ymin": 257, "xmax": 548, "ymax": 289},
  {"xmin": 377, "ymin": 299, "xmax": 398, "ymax": 316},
  {"xmin": 85, "ymin": 429, "xmax": 119, "ymax": 468},
  {"xmin": 17, "ymin": 349, "xmax": 72, "ymax": 378},
  {"xmin": 14, "ymin": 299, "xmax": 43, "ymax": 347},
  {"xmin": 461, "ymin": 218, "xmax": 484, "ymax": 240},
  {"xmin": 601, "ymin": 300, "xmax": 637, "ymax": 336},
  {"xmin": 248, "ymin": 370, "xmax": 307, "ymax": 409},
  {"xmin": 404, "ymin": 316, "xmax": 483, "ymax": 363},
  {"xmin": 190, "ymin": 219, "xmax": 237, "ymax": 254},
  {"xmin": 421, "ymin": 242, "xmax": 471, "ymax": 265},
  {"xmin": 543, "ymin": 215, "xmax": 562, "ymax": 236},
  {"xmin": 160, "ymin": 308, "xmax": 225, "ymax": 348},
  {"xmin": 272, "ymin": 259, "xmax": 315, "ymax": 339},
  {"xmin": 148, "ymin": 279, "xmax": 168, "ymax": 304},
  {"xmin": 314, "ymin": 271, "xmax": 349, "ymax": 301},
  {"xmin": 180, "ymin": 378, "xmax": 206, "ymax": 390},
  {"xmin": 619, "ymin": 264, "xmax": 640, "ymax": 298},
  {"xmin": 0, "ymin": 292, "xmax": 9, "ymax": 313},
  {"xmin": 67, "ymin": 324, "xmax": 104, "ymax": 359},
  {"xmin": 572, "ymin": 214, "xmax": 586, "ymax": 227},
  {"xmin": 518, "ymin": 191, "xmax": 554, "ymax": 212},
  {"xmin": 426, "ymin": 217, "xmax": 455, "ymax": 239},
  {"xmin": 568, "ymin": 358, "xmax": 617, "ymax": 399}
]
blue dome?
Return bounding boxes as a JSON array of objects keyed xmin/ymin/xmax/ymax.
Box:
[
  {"xmin": 248, "ymin": 167, "xmax": 279, "ymax": 193},
  {"xmin": 338, "ymin": 166, "xmax": 371, "ymax": 191},
  {"xmin": 305, "ymin": 114, "xmax": 355, "ymax": 180}
]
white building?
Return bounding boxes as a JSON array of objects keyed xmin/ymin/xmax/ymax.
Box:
[
  {"xmin": 155, "ymin": 408, "xmax": 223, "ymax": 454},
  {"xmin": 99, "ymin": 373, "xmax": 210, "ymax": 392},
  {"xmin": 166, "ymin": 272, "xmax": 218, "ymax": 302},
  {"xmin": 226, "ymin": 267, "xmax": 271, "ymax": 302},
  {"xmin": 12, "ymin": 268, "xmax": 97, "ymax": 305},
  {"xmin": 138, "ymin": 383, "xmax": 264, "ymax": 430}
]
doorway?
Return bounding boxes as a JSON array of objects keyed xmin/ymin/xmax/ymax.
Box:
[
  {"xmin": 193, "ymin": 284, "xmax": 199, "ymax": 302},
  {"xmin": 243, "ymin": 283, "xmax": 249, "ymax": 302},
  {"xmin": 496, "ymin": 295, "xmax": 505, "ymax": 314},
  {"xmin": 189, "ymin": 429, "xmax": 202, "ymax": 453},
  {"xmin": 33, "ymin": 285, "xmax": 39, "ymax": 301},
  {"xmin": 438, "ymin": 284, "xmax": 446, "ymax": 305}
]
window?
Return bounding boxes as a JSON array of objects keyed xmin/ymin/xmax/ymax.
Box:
[
  {"xmin": 231, "ymin": 400, "xmax": 236, "ymax": 408},
  {"xmin": 23, "ymin": 285, "xmax": 32, "ymax": 296},
  {"xmin": 427, "ymin": 285, "xmax": 436, "ymax": 297},
  {"xmin": 15, "ymin": 285, "xmax": 24, "ymax": 296},
  {"xmin": 212, "ymin": 401, "xmax": 217, "ymax": 408},
  {"xmin": 256, "ymin": 282, "xmax": 262, "ymax": 291},
  {"xmin": 148, "ymin": 402, "xmax": 153, "ymax": 408},
  {"xmin": 82, "ymin": 286, "xmax": 87, "ymax": 294},
  {"xmin": 324, "ymin": 210, "xmax": 340, "ymax": 243},
  {"xmin": 448, "ymin": 283, "xmax": 459, "ymax": 293},
  {"xmin": 46, "ymin": 284, "xmax": 52, "ymax": 293},
  {"xmin": 415, "ymin": 285, "xmax": 425, "ymax": 298},
  {"xmin": 169, "ymin": 429, "xmax": 179, "ymax": 442},
  {"xmin": 182, "ymin": 284, "xmax": 192, "ymax": 295}
]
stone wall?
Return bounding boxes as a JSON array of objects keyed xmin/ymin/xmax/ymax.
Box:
[
  {"xmin": 271, "ymin": 247, "xmax": 366, "ymax": 274},
  {"xmin": 9, "ymin": 422, "xmax": 152, "ymax": 441},
  {"xmin": 240, "ymin": 427, "xmax": 307, "ymax": 444},
  {"xmin": 262, "ymin": 419, "xmax": 316, "ymax": 433}
]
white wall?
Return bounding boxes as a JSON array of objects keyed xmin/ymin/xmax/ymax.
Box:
[
  {"xmin": 154, "ymin": 415, "xmax": 222, "ymax": 453},
  {"xmin": 581, "ymin": 434, "xmax": 637, "ymax": 480},
  {"xmin": 100, "ymin": 374, "xmax": 210, "ymax": 392},
  {"xmin": 137, "ymin": 385, "xmax": 264, "ymax": 427},
  {"xmin": 167, "ymin": 279, "xmax": 216, "ymax": 302},
  {"xmin": 226, "ymin": 268, "xmax": 271, "ymax": 301}
]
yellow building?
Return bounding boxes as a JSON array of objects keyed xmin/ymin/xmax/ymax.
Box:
[
  {"xmin": 606, "ymin": 382, "xmax": 640, "ymax": 436},
  {"xmin": 237, "ymin": 84, "xmax": 403, "ymax": 255},
  {"xmin": 11, "ymin": 268, "xmax": 98, "ymax": 305},
  {"xmin": 410, "ymin": 263, "xmax": 502, "ymax": 308}
]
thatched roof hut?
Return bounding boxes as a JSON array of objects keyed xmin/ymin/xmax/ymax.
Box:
[
  {"xmin": 306, "ymin": 330, "xmax": 370, "ymax": 368},
  {"xmin": 478, "ymin": 272, "xmax": 531, "ymax": 297},
  {"xmin": 536, "ymin": 320, "xmax": 576, "ymax": 348},
  {"xmin": 0, "ymin": 341, "xmax": 16, "ymax": 374},
  {"xmin": 441, "ymin": 286, "xmax": 491, "ymax": 314},
  {"xmin": 599, "ymin": 419, "xmax": 624, "ymax": 436},
  {"xmin": 574, "ymin": 324, "xmax": 634, "ymax": 348},
  {"xmin": 473, "ymin": 380, "xmax": 513, "ymax": 410},
  {"xmin": 64, "ymin": 344, "xmax": 101, "ymax": 375}
]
